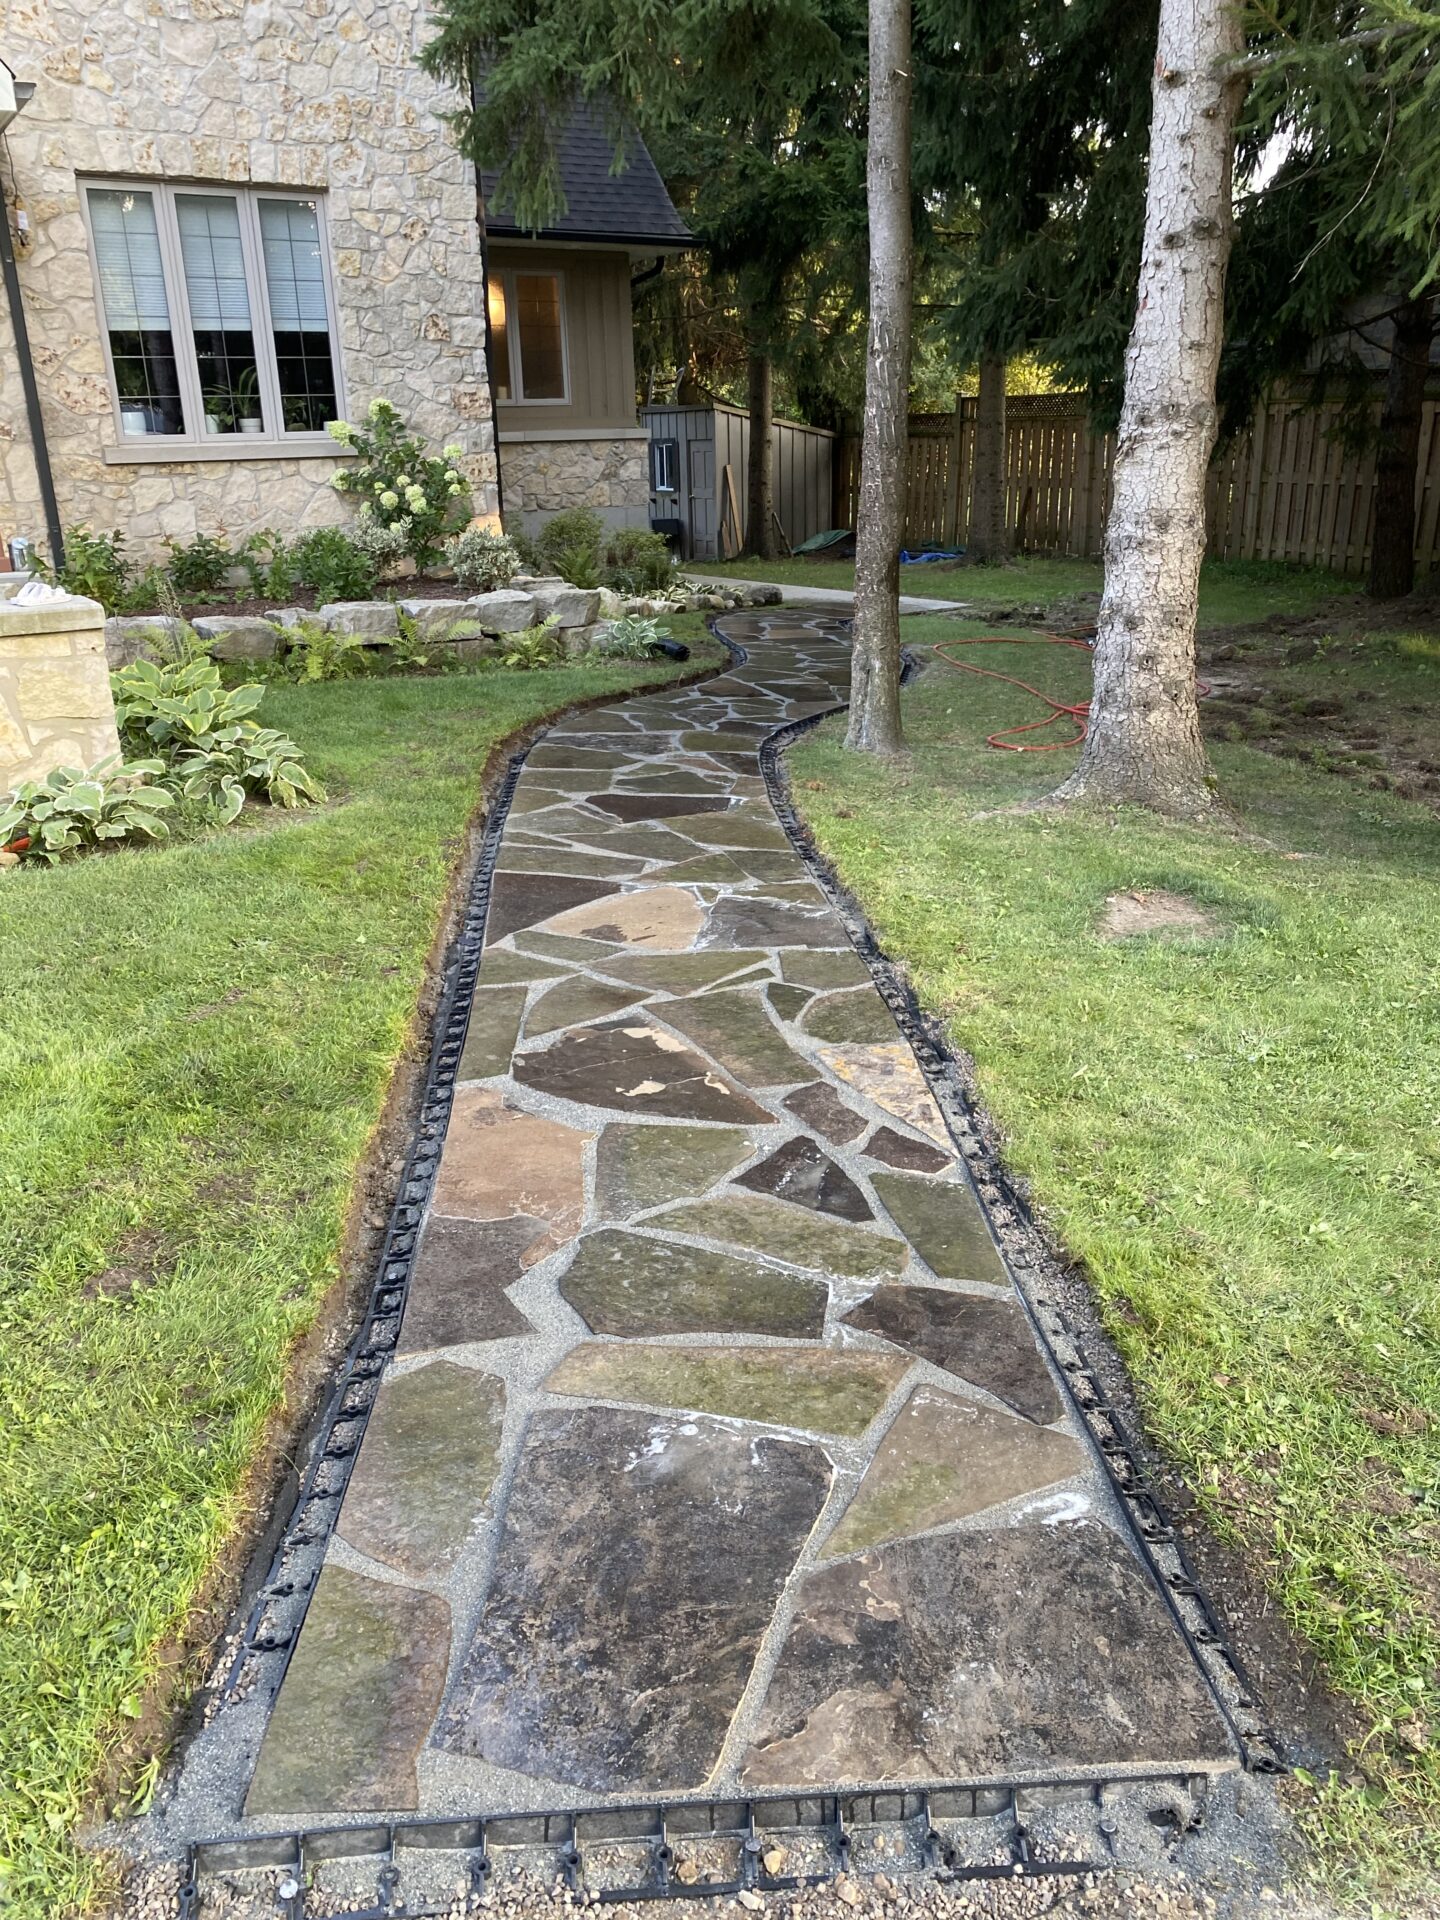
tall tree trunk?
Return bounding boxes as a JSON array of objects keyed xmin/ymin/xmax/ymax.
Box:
[
  {"xmin": 1369, "ymin": 292, "xmax": 1433, "ymax": 600},
  {"xmin": 967, "ymin": 355, "xmax": 1009, "ymax": 562},
  {"xmin": 846, "ymin": 0, "xmax": 912, "ymax": 756},
  {"xmin": 1049, "ymin": 0, "xmax": 1243, "ymax": 817},
  {"xmin": 742, "ymin": 346, "xmax": 777, "ymax": 559}
]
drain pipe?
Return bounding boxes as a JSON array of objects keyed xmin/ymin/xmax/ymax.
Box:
[
  {"xmin": 0, "ymin": 68, "xmax": 64, "ymax": 570},
  {"xmin": 468, "ymin": 64, "xmax": 505, "ymax": 525}
]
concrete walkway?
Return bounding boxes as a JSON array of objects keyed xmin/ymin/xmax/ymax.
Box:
[{"xmin": 163, "ymin": 610, "xmax": 1236, "ymax": 1857}]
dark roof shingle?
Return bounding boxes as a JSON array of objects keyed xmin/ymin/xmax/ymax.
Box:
[{"xmin": 482, "ymin": 105, "xmax": 691, "ymax": 247}]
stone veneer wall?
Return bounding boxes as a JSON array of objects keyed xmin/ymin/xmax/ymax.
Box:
[
  {"xmin": 0, "ymin": 594, "xmax": 118, "ymax": 788},
  {"xmin": 0, "ymin": 0, "xmax": 498, "ymax": 562},
  {"xmin": 499, "ymin": 436, "xmax": 650, "ymax": 534}
]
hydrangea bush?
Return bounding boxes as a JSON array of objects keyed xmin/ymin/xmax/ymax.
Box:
[{"xmin": 328, "ymin": 399, "xmax": 471, "ymax": 572}]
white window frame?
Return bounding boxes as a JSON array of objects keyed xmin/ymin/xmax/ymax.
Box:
[
  {"xmin": 492, "ymin": 267, "xmax": 571, "ymax": 406},
  {"xmin": 651, "ymin": 438, "xmax": 678, "ymax": 493},
  {"xmin": 80, "ymin": 177, "xmax": 347, "ymax": 460}
]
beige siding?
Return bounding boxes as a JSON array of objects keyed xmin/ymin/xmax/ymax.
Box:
[{"xmin": 491, "ymin": 246, "xmax": 638, "ymax": 433}]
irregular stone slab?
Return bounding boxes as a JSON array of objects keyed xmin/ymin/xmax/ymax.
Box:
[
  {"xmin": 567, "ymin": 825, "xmax": 706, "ymax": 861},
  {"xmin": 652, "ymin": 853, "xmax": 757, "ymax": 886},
  {"xmin": 843, "ymin": 1285, "xmax": 1063, "ymax": 1425},
  {"xmin": 509, "ymin": 785, "xmax": 572, "ymax": 814},
  {"xmin": 513, "ymin": 1020, "xmax": 771, "ymax": 1123},
  {"xmin": 818, "ymin": 1042, "xmax": 948, "ymax": 1143},
  {"xmin": 780, "ymin": 950, "xmax": 871, "ymax": 989},
  {"xmin": 802, "ymin": 989, "xmax": 897, "ymax": 1046},
  {"xmin": 599, "ymin": 949, "xmax": 769, "ymax": 993},
  {"xmin": 701, "ymin": 896, "xmax": 847, "ymax": 950},
  {"xmin": 865, "ymin": 1126, "xmax": 953, "ymax": 1174},
  {"xmin": 670, "ymin": 813, "xmax": 792, "ymax": 851},
  {"xmin": 678, "ymin": 729, "xmax": 765, "ymax": 754},
  {"xmin": 657, "ymin": 1194, "xmax": 906, "ymax": 1282},
  {"xmin": 595, "ymin": 1123, "xmax": 754, "ymax": 1217},
  {"xmin": 545, "ymin": 1343, "xmax": 906, "ymax": 1436},
  {"xmin": 496, "ymin": 847, "xmax": 647, "ymax": 879},
  {"xmin": 525, "ymin": 976, "xmax": 653, "ymax": 1037},
  {"xmin": 527, "ymin": 744, "xmax": 636, "ymax": 769},
  {"xmin": 338, "ymin": 1362, "xmax": 506, "ymax": 1576},
  {"xmin": 741, "ymin": 1524, "xmax": 1234, "ymax": 1787},
  {"xmin": 509, "ymin": 804, "xmax": 619, "ymax": 838},
  {"xmin": 736, "ymin": 1136, "xmax": 873, "ymax": 1224},
  {"xmin": 726, "ymin": 850, "xmax": 814, "ymax": 885},
  {"xmin": 485, "ymin": 873, "xmax": 619, "ymax": 945},
  {"xmin": 822, "ymin": 1387, "xmax": 1085, "ymax": 1561},
  {"xmin": 247, "ymin": 1566, "xmax": 449, "ymax": 1815},
  {"xmin": 561, "ymin": 1229, "xmax": 826, "ymax": 1337},
  {"xmin": 399, "ymin": 1215, "xmax": 535, "ymax": 1352},
  {"xmin": 543, "ymin": 885, "xmax": 705, "ymax": 951},
  {"xmin": 513, "ymin": 929, "xmax": 621, "ymax": 963},
  {"xmin": 432, "ymin": 1089, "xmax": 591, "ymax": 1259},
  {"xmin": 766, "ymin": 983, "xmax": 815, "ymax": 1021},
  {"xmin": 654, "ymin": 989, "xmax": 811, "ymax": 1088},
  {"xmin": 458, "ymin": 987, "xmax": 528, "ymax": 1080},
  {"xmin": 436, "ymin": 1410, "xmax": 832, "ymax": 1791},
  {"xmin": 586, "ymin": 792, "xmax": 734, "ymax": 821},
  {"xmin": 870, "ymin": 1170, "xmax": 1007, "ymax": 1285},
  {"xmin": 476, "ymin": 948, "xmax": 572, "ymax": 987},
  {"xmin": 613, "ymin": 770, "xmax": 729, "ymax": 793},
  {"xmin": 783, "ymin": 1080, "xmax": 868, "ymax": 1144}
]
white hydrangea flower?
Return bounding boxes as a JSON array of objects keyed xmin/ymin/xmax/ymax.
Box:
[
  {"xmin": 326, "ymin": 419, "xmax": 355, "ymax": 445},
  {"xmin": 443, "ymin": 442, "xmax": 463, "ymax": 460},
  {"xmin": 380, "ymin": 489, "xmax": 400, "ymax": 510}
]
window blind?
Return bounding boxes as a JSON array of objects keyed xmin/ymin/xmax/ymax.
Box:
[
  {"xmin": 175, "ymin": 194, "xmax": 252, "ymax": 328},
  {"xmin": 259, "ymin": 199, "xmax": 330, "ymax": 332},
  {"xmin": 89, "ymin": 189, "xmax": 170, "ymax": 331}
]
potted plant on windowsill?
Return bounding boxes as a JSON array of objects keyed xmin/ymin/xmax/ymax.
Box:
[
  {"xmin": 116, "ymin": 365, "xmax": 161, "ymax": 437},
  {"xmin": 203, "ymin": 388, "xmax": 235, "ymax": 435},
  {"xmin": 234, "ymin": 367, "xmax": 264, "ymax": 435}
]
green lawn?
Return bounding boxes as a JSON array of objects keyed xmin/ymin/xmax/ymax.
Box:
[
  {"xmin": 790, "ymin": 616, "xmax": 1440, "ymax": 1903},
  {"xmin": 0, "ymin": 634, "xmax": 723, "ymax": 1919},
  {"xmin": 702, "ymin": 553, "xmax": 1360, "ymax": 625}
]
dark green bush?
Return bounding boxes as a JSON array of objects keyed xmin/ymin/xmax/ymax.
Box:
[
  {"xmin": 164, "ymin": 532, "xmax": 233, "ymax": 597},
  {"xmin": 291, "ymin": 527, "xmax": 378, "ymax": 605}
]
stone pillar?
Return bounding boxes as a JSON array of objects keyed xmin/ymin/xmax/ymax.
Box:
[{"xmin": 0, "ymin": 594, "xmax": 120, "ymax": 792}]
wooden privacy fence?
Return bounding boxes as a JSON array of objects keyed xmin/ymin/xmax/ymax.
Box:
[{"xmin": 835, "ymin": 391, "xmax": 1440, "ymax": 577}]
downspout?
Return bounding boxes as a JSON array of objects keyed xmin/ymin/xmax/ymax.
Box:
[
  {"xmin": 0, "ymin": 109, "xmax": 64, "ymax": 570},
  {"xmin": 468, "ymin": 65, "xmax": 504, "ymax": 523}
]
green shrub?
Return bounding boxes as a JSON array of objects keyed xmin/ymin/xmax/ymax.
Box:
[
  {"xmin": 0, "ymin": 756, "xmax": 173, "ymax": 863},
  {"xmin": 115, "ymin": 564, "xmax": 172, "ymax": 617},
  {"xmin": 603, "ymin": 527, "xmax": 672, "ymax": 594},
  {"xmin": 594, "ymin": 613, "xmax": 670, "ymax": 660},
  {"xmin": 531, "ymin": 508, "xmax": 604, "ymax": 582},
  {"xmin": 291, "ymin": 526, "xmax": 378, "ymax": 605},
  {"xmin": 240, "ymin": 529, "xmax": 300, "ymax": 602},
  {"xmin": 327, "ymin": 400, "xmax": 470, "ymax": 571},
  {"xmin": 500, "ymin": 618, "xmax": 565, "ymax": 670},
  {"xmin": 164, "ymin": 532, "xmax": 233, "ymax": 597},
  {"xmin": 350, "ymin": 516, "xmax": 409, "ymax": 582},
  {"xmin": 45, "ymin": 526, "xmax": 131, "ymax": 613},
  {"xmin": 446, "ymin": 526, "xmax": 521, "ymax": 593}
]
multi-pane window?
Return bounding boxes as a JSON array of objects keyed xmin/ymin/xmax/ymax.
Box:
[
  {"xmin": 486, "ymin": 270, "xmax": 568, "ymax": 404},
  {"xmin": 84, "ymin": 181, "xmax": 343, "ymax": 446},
  {"xmin": 651, "ymin": 439, "xmax": 678, "ymax": 494}
]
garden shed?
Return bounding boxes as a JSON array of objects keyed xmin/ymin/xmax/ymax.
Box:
[{"xmin": 642, "ymin": 402, "xmax": 835, "ymax": 559}]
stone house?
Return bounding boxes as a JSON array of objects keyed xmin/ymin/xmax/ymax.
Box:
[{"xmin": 0, "ymin": 8, "xmax": 689, "ymax": 566}]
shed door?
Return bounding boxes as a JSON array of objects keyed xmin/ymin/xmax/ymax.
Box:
[{"xmin": 687, "ymin": 439, "xmax": 716, "ymax": 560}]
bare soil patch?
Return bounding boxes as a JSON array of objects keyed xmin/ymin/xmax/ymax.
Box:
[{"xmin": 1097, "ymin": 889, "xmax": 1224, "ymax": 941}]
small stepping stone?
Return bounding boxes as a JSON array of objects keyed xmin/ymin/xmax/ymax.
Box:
[
  {"xmin": 870, "ymin": 1169, "xmax": 1007, "ymax": 1284},
  {"xmin": 545, "ymin": 1342, "xmax": 906, "ymax": 1435},
  {"xmin": 595, "ymin": 1123, "xmax": 754, "ymax": 1217},
  {"xmin": 864, "ymin": 1125, "xmax": 952, "ymax": 1173},
  {"xmin": 246, "ymin": 1565, "xmax": 450, "ymax": 1815},
  {"xmin": 337, "ymin": 1361, "xmax": 506, "ymax": 1576},
  {"xmin": 398, "ymin": 1215, "xmax": 535, "ymax": 1352},
  {"xmin": 434, "ymin": 1409, "xmax": 832, "ymax": 1792},
  {"xmin": 735, "ymin": 1136, "xmax": 873, "ymax": 1223},
  {"xmin": 740, "ymin": 1525, "xmax": 1235, "ymax": 1788},
  {"xmin": 784, "ymin": 1080, "xmax": 868, "ymax": 1144},
  {"xmin": 657, "ymin": 1193, "xmax": 906, "ymax": 1281},
  {"xmin": 513, "ymin": 1019, "xmax": 771, "ymax": 1124},
  {"xmin": 820, "ymin": 1386, "xmax": 1085, "ymax": 1561},
  {"xmin": 560, "ymin": 1228, "xmax": 826, "ymax": 1338},
  {"xmin": 458, "ymin": 986, "xmax": 527, "ymax": 1080},
  {"xmin": 765, "ymin": 983, "xmax": 815, "ymax": 1021},
  {"xmin": 843, "ymin": 1284, "xmax": 1063, "ymax": 1425}
]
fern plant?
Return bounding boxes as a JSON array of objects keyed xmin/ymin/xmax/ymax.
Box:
[{"xmin": 499, "ymin": 619, "xmax": 565, "ymax": 670}]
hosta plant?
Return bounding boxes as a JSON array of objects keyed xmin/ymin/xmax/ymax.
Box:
[
  {"xmin": 0, "ymin": 757, "xmax": 173, "ymax": 863},
  {"xmin": 594, "ymin": 614, "xmax": 671, "ymax": 660},
  {"xmin": 111, "ymin": 656, "xmax": 323, "ymax": 813},
  {"xmin": 169, "ymin": 726, "xmax": 324, "ymax": 822},
  {"xmin": 111, "ymin": 656, "xmax": 267, "ymax": 753}
]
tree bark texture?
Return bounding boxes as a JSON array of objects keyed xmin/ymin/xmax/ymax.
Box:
[
  {"xmin": 1368, "ymin": 292, "xmax": 1433, "ymax": 600},
  {"xmin": 742, "ymin": 347, "xmax": 778, "ymax": 560},
  {"xmin": 967, "ymin": 355, "xmax": 1009, "ymax": 562},
  {"xmin": 1050, "ymin": 0, "xmax": 1243, "ymax": 816},
  {"xmin": 846, "ymin": 0, "xmax": 912, "ymax": 756}
]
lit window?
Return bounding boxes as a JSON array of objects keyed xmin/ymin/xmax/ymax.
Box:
[
  {"xmin": 85, "ymin": 180, "xmax": 343, "ymax": 447},
  {"xmin": 488, "ymin": 269, "xmax": 568, "ymax": 403}
]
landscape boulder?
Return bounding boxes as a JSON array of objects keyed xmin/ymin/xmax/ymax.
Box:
[
  {"xmin": 316, "ymin": 600, "xmax": 400, "ymax": 641},
  {"xmin": 191, "ymin": 615, "xmax": 281, "ymax": 662},
  {"xmin": 468, "ymin": 590, "xmax": 537, "ymax": 634},
  {"xmin": 397, "ymin": 598, "xmax": 487, "ymax": 641},
  {"xmin": 529, "ymin": 582, "xmax": 601, "ymax": 629},
  {"xmin": 103, "ymin": 615, "xmax": 184, "ymax": 667}
]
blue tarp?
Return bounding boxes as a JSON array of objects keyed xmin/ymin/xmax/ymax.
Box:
[{"xmin": 899, "ymin": 548, "xmax": 964, "ymax": 565}]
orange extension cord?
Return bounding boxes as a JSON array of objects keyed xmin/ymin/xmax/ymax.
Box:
[{"xmin": 931, "ymin": 631, "xmax": 1096, "ymax": 752}]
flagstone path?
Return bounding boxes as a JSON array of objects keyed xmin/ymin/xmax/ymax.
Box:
[{"xmin": 227, "ymin": 611, "xmax": 1237, "ymax": 1829}]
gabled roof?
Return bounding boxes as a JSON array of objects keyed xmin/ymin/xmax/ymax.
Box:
[{"xmin": 482, "ymin": 104, "xmax": 691, "ymax": 249}]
